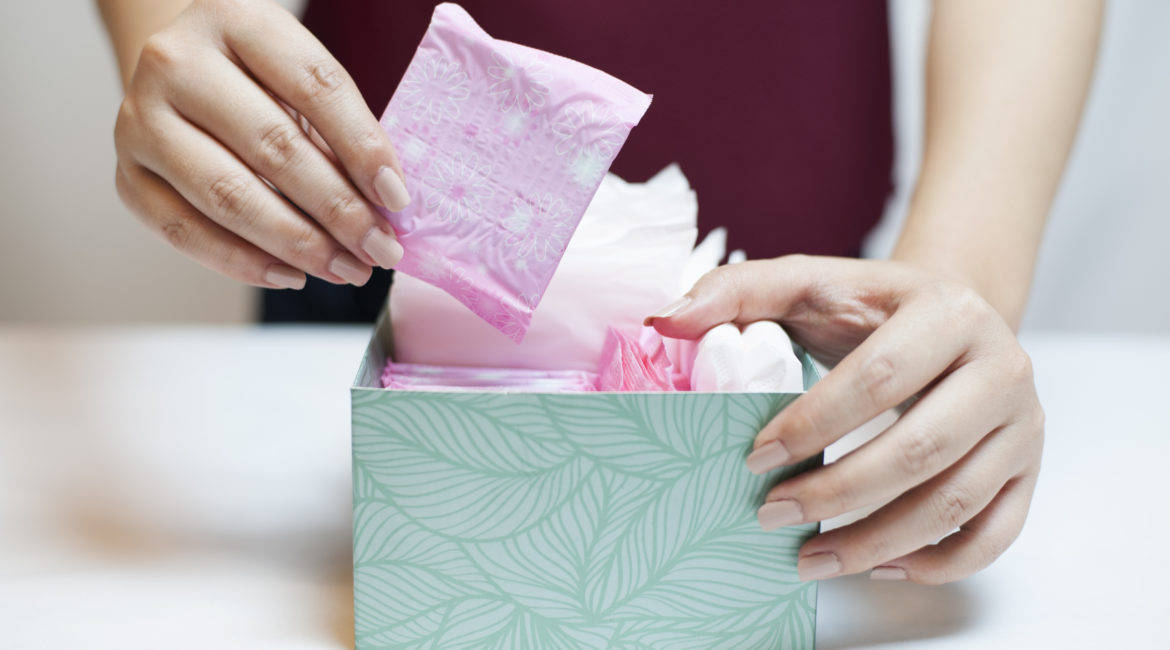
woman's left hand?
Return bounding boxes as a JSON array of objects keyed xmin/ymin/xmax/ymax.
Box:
[{"xmin": 648, "ymin": 255, "xmax": 1045, "ymax": 585}]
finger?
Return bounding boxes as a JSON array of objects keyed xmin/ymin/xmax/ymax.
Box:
[
  {"xmin": 644, "ymin": 257, "xmax": 814, "ymax": 337},
  {"xmin": 132, "ymin": 109, "xmax": 372, "ymax": 286},
  {"xmin": 758, "ymin": 361, "xmax": 1011, "ymax": 529},
  {"xmin": 218, "ymin": 0, "xmax": 411, "ymax": 212},
  {"xmin": 745, "ymin": 292, "xmax": 974, "ymax": 474},
  {"xmin": 275, "ymin": 97, "xmax": 338, "ymax": 163},
  {"xmin": 168, "ymin": 53, "xmax": 403, "ymax": 269},
  {"xmin": 792, "ymin": 423, "xmax": 1031, "ymax": 581},
  {"xmin": 116, "ymin": 162, "xmax": 305, "ymax": 289},
  {"xmin": 873, "ymin": 473, "xmax": 1038, "ymax": 585},
  {"xmin": 643, "ymin": 256, "xmax": 917, "ymax": 339}
]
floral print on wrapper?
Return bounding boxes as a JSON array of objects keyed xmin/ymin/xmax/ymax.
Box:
[
  {"xmin": 398, "ymin": 54, "xmax": 470, "ymax": 125},
  {"xmin": 503, "ymin": 194, "xmax": 572, "ymax": 263},
  {"xmin": 377, "ymin": 3, "xmax": 652, "ymax": 343},
  {"xmin": 487, "ymin": 50, "xmax": 551, "ymax": 114},
  {"xmin": 422, "ymin": 151, "xmax": 493, "ymax": 224}
]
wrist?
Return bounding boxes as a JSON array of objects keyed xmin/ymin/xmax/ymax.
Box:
[{"xmin": 891, "ymin": 242, "xmax": 1030, "ymax": 332}]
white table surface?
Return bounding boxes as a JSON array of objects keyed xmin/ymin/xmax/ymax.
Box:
[{"xmin": 0, "ymin": 326, "xmax": 1167, "ymax": 649}]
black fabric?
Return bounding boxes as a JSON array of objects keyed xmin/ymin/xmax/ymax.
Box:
[{"xmin": 260, "ymin": 269, "xmax": 393, "ymax": 323}]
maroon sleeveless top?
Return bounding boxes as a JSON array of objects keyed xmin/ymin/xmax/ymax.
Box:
[{"xmin": 301, "ymin": 1, "xmax": 893, "ymax": 259}]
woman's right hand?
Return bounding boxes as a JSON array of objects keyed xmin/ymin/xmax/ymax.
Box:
[{"xmin": 113, "ymin": 0, "xmax": 411, "ymax": 290}]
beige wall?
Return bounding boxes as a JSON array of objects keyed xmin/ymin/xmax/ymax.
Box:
[{"xmin": 2, "ymin": 1, "xmax": 1167, "ymax": 330}]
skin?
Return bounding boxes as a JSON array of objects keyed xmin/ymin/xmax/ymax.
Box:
[
  {"xmin": 650, "ymin": 1, "xmax": 1103, "ymax": 584},
  {"xmin": 99, "ymin": 0, "xmax": 409, "ymax": 290},
  {"xmin": 100, "ymin": 0, "xmax": 1103, "ymax": 584}
]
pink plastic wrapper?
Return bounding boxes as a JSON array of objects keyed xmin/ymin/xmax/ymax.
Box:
[
  {"xmin": 378, "ymin": 3, "xmax": 653, "ymax": 342},
  {"xmin": 382, "ymin": 361, "xmax": 596, "ymax": 392},
  {"xmin": 595, "ymin": 326, "xmax": 677, "ymax": 392}
]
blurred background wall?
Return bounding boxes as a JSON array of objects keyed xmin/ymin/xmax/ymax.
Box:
[
  {"xmin": 867, "ymin": 0, "xmax": 1170, "ymax": 332},
  {"xmin": 1, "ymin": 1, "xmax": 1166, "ymax": 331}
]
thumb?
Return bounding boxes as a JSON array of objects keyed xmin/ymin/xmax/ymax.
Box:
[{"xmin": 644, "ymin": 256, "xmax": 818, "ymax": 340}]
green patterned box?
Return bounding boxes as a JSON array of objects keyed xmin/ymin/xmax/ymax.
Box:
[{"xmin": 351, "ymin": 314, "xmax": 822, "ymax": 649}]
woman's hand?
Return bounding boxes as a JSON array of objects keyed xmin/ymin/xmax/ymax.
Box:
[
  {"xmin": 648, "ymin": 255, "xmax": 1044, "ymax": 585},
  {"xmin": 112, "ymin": 0, "xmax": 411, "ymax": 290}
]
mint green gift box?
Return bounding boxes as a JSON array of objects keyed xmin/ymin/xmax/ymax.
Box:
[{"xmin": 351, "ymin": 313, "xmax": 822, "ymax": 649}]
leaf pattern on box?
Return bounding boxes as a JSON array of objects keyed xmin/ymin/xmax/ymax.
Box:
[{"xmin": 352, "ymin": 391, "xmax": 819, "ymax": 649}]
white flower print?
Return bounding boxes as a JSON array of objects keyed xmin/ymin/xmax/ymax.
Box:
[
  {"xmin": 502, "ymin": 110, "xmax": 530, "ymax": 136},
  {"xmin": 422, "ymin": 152, "xmax": 494, "ymax": 223},
  {"xmin": 503, "ymin": 194, "xmax": 571, "ymax": 263},
  {"xmin": 401, "ymin": 135, "xmax": 427, "ymax": 161},
  {"xmin": 414, "ymin": 250, "xmax": 447, "ymax": 283},
  {"xmin": 444, "ymin": 262, "xmax": 480, "ymax": 310},
  {"xmin": 398, "ymin": 55, "xmax": 471, "ymax": 125},
  {"xmin": 481, "ymin": 297, "xmax": 527, "ymax": 342},
  {"xmin": 569, "ymin": 148, "xmax": 607, "ymax": 187},
  {"xmin": 551, "ymin": 102, "xmax": 623, "ymax": 161},
  {"xmin": 487, "ymin": 51, "xmax": 551, "ymax": 114}
]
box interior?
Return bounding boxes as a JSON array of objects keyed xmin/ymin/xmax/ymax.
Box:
[{"xmin": 353, "ymin": 307, "xmax": 823, "ymax": 392}]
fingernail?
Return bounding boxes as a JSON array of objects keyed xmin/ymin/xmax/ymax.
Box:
[
  {"xmin": 361, "ymin": 227, "xmax": 404, "ymax": 269},
  {"xmin": 644, "ymin": 296, "xmax": 692, "ymax": 324},
  {"xmin": 374, "ymin": 166, "xmax": 411, "ymax": 212},
  {"xmin": 869, "ymin": 566, "xmax": 908, "ymax": 581},
  {"xmin": 264, "ymin": 264, "xmax": 306, "ymax": 290},
  {"xmin": 797, "ymin": 552, "xmax": 841, "ymax": 581},
  {"xmin": 746, "ymin": 439, "xmax": 791, "ymax": 474},
  {"xmin": 758, "ymin": 498, "xmax": 803, "ymax": 530},
  {"xmin": 329, "ymin": 252, "xmax": 372, "ymax": 286}
]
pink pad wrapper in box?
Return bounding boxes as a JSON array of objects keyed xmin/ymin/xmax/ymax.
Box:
[{"xmin": 377, "ymin": 3, "xmax": 652, "ymax": 342}]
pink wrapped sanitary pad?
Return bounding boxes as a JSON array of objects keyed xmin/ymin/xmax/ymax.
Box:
[
  {"xmin": 595, "ymin": 326, "xmax": 676, "ymax": 392},
  {"xmin": 379, "ymin": 3, "xmax": 652, "ymax": 342},
  {"xmin": 382, "ymin": 362, "xmax": 596, "ymax": 392}
]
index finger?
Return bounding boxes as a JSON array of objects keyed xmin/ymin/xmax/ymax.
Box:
[
  {"xmin": 219, "ymin": 0, "xmax": 411, "ymax": 212},
  {"xmin": 745, "ymin": 295, "xmax": 972, "ymax": 474}
]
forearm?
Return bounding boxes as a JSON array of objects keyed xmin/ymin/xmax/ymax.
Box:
[
  {"xmin": 892, "ymin": 0, "xmax": 1103, "ymax": 329},
  {"xmin": 97, "ymin": 0, "xmax": 192, "ymax": 88}
]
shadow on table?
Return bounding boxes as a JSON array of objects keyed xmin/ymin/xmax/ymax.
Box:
[{"xmin": 816, "ymin": 573, "xmax": 976, "ymax": 649}]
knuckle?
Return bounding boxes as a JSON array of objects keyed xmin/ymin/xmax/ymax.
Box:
[
  {"xmin": 950, "ymin": 286, "xmax": 992, "ymax": 324},
  {"xmin": 1032, "ymin": 403, "xmax": 1046, "ymax": 433},
  {"xmin": 817, "ymin": 474, "xmax": 857, "ymax": 515},
  {"xmin": 351, "ymin": 126, "xmax": 386, "ymax": 155},
  {"xmin": 857, "ymin": 534, "xmax": 893, "ymax": 566},
  {"xmin": 293, "ymin": 59, "xmax": 347, "ymax": 106},
  {"xmin": 113, "ymin": 165, "xmax": 133, "ymax": 206},
  {"xmin": 255, "ymin": 121, "xmax": 304, "ymax": 175},
  {"xmin": 1006, "ymin": 348, "xmax": 1035, "ymax": 387},
  {"xmin": 287, "ymin": 226, "xmax": 327, "ymax": 266},
  {"xmin": 932, "ymin": 484, "xmax": 977, "ymax": 531},
  {"xmin": 160, "ymin": 218, "xmax": 193, "ymax": 250},
  {"xmin": 784, "ymin": 404, "xmax": 826, "ymax": 453},
  {"xmin": 113, "ymin": 101, "xmax": 138, "ymax": 149},
  {"xmin": 206, "ymin": 173, "xmax": 254, "ymax": 224},
  {"xmin": 320, "ymin": 193, "xmax": 365, "ymax": 230},
  {"xmin": 895, "ymin": 426, "xmax": 945, "ymax": 478},
  {"xmin": 858, "ymin": 353, "xmax": 898, "ymax": 407},
  {"xmin": 976, "ymin": 531, "xmax": 1011, "ymax": 565},
  {"xmin": 138, "ymin": 33, "xmax": 183, "ymax": 73},
  {"xmin": 216, "ymin": 242, "xmax": 250, "ymax": 279}
]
